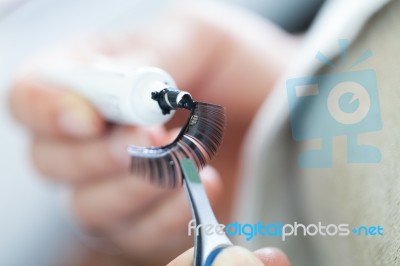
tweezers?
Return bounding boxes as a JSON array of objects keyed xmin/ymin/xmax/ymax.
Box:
[{"xmin": 180, "ymin": 158, "xmax": 233, "ymax": 266}]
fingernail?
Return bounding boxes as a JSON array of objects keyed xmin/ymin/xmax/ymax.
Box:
[
  {"xmin": 58, "ymin": 92, "xmax": 99, "ymax": 137},
  {"xmin": 212, "ymin": 247, "xmax": 263, "ymax": 266},
  {"xmin": 109, "ymin": 127, "xmax": 152, "ymax": 167}
]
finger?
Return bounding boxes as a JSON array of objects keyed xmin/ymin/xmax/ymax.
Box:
[
  {"xmin": 166, "ymin": 246, "xmax": 291, "ymax": 266},
  {"xmin": 31, "ymin": 126, "xmax": 165, "ymax": 182},
  {"xmin": 254, "ymin": 247, "xmax": 291, "ymax": 266},
  {"xmin": 109, "ymin": 166, "xmax": 222, "ymax": 263},
  {"xmin": 72, "ymin": 174, "xmax": 171, "ymax": 233},
  {"xmin": 9, "ymin": 77, "xmax": 105, "ymax": 139},
  {"xmin": 212, "ymin": 246, "xmax": 263, "ymax": 266},
  {"xmin": 166, "ymin": 248, "xmax": 194, "ymax": 266}
]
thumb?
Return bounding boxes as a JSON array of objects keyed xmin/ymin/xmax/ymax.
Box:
[
  {"xmin": 9, "ymin": 76, "xmax": 105, "ymax": 139},
  {"xmin": 254, "ymin": 247, "xmax": 291, "ymax": 266},
  {"xmin": 9, "ymin": 43, "xmax": 107, "ymax": 139},
  {"xmin": 213, "ymin": 246, "xmax": 291, "ymax": 266},
  {"xmin": 212, "ymin": 246, "xmax": 263, "ymax": 266}
]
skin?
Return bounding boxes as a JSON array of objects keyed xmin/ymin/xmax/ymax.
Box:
[
  {"xmin": 8, "ymin": 2, "xmax": 300, "ymax": 265},
  {"xmin": 168, "ymin": 247, "xmax": 291, "ymax": 266}
]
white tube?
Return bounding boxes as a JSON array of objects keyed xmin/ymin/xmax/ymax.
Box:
[{"xmin": 40, "ymin": 64, "xmax": 177, "ymax": 126}]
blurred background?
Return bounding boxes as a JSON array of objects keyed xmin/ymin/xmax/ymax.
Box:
[{"xmin": 0, "ymin": 0, "xmax": 322, "ymax": 265}]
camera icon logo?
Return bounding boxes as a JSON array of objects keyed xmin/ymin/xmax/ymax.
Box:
[{"xmin": 287, "ymin": 40, "xmax": 382, "ymax": 168}]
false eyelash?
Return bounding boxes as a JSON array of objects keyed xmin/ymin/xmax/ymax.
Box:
[{"xmin": 128, "ymin": 102, "xmax": 225, "ymax": 188}]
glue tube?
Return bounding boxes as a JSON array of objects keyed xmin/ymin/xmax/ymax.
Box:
[{"xmin": 41, "ymin": 64, "xmax": 181, "ymax": 126}]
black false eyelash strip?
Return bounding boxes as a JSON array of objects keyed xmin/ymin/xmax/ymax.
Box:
[{"xmin": 128, "ymin": 102, "xmax": 225, "ymax": 188}]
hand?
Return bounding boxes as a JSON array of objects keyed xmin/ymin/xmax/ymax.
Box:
[
  {"xmin": 8, "ymin": 1, "xmax": 299, "ymax": 265},
  {"xmin": 168, "ymin": 246, "xmax": 291, "ymax": 266}
]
